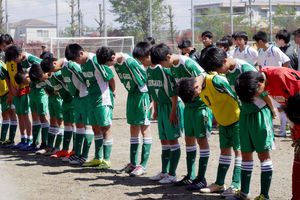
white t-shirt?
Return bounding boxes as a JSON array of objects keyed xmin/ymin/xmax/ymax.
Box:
[
  {"xmin": 233, "ymin": 45, "xmax": 258, "ymax": 65},
  {"xmin": 257, "ymin": 45, "xmax": 290, "ymax": 68}
]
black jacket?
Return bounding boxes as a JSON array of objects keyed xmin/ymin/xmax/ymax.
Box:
[
  {"xmin": 280, "ymin": 44, "xmax": 298, "ymax": 70},
  {"xmin": 189, "ymin": 48, "xmax": 201, "ymax": 65},
  {"xmin": 40, "ymin": 51, "xmax": 53, "ymax": 59},
  {"xmin": 199, "ymin": 44, "xmax": 215, "ymax": 67}
]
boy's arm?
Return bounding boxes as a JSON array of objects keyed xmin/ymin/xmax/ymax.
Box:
[
  {"xmin": 169, "ymin": 96, "xmax": 178, "ymax": 126},
  {"xmin": 6, "ymin": 79, "xmax": 19, "ymax": 96},
  {"xmin": 262, "ymin": 93, "xmax": 277, "ymax": 119},
  {"xmin": 109, "ymin": 77, "xmax": 116, "ymax": 97},
  {"xmin": 153, "ymin": 101, "xmax": 158, "ymax": 120}
]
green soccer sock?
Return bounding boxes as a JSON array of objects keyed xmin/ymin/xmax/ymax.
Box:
[
  {"xmin": 103, "ymin": 139, "xmax": 113, "ymax": 161},
  {"xmin": 0, "ymin": 120, "xmax": 10, "ymax": 141},
  {"xmin": 186, "ymin": 145, "xmax": 197, "ymax": 180},
  {"xmin": 74, "ymin": 128, "xmax": 85, "ymax": 156},
  {"xmin": 32, "ymin": 121, "xmax": 41, "ymax": 145},
  {"xmin": 27, "ymin": 135, "xmax": 33, "ymax": 144},
  {"xmin": 8, "ymin": 120, "xmax": 17, "ymax": 142},
  {"xmin": 241, "ymin": 161, "xmax": 253, "ymax": 195},
  {"xmin": 161, "ymin": 145, "xmax": 171, "ymax": 174},
  {"xmin": 94, "ymin": 134, "xmax": 103, "ymax": 160},
  {"xmin": 130, "ymin": 137, "xmax": 139, "ymax": 166},
  {"xmin": 81, "ymin": 128, "xmax": 94, "ymax": 159},
  {"xmin": 48, "ymin": 126, "xmax": 58, "ymax": 148},
  {"xmin": 21, "ymin": 135, "xmax": 27, "ymax": 143},
  {"xmin": 215, "ymin": 155, "xmax": 232, "ymax": 186},
  {"xmin": 140, "ymin": 137, "xmax": 152, "ymax": 168},
  {"xmin": 41, "ymin": 122, "xmax": 49, "ymax": 145},
  {"xmin": 54, "ymin": 128, "xmax": 64, "ymax": 149},
  {"xmin": 260, "ymin": 160, "xmax": 273, "ymax": 199},
  {"xmin": 198, "ymin": 149, "xmax": 210, "ymax": 182},
  {"xmin": 231, "ymin": 156, "xmax": 242, "ymax": 189},
  {"xmin": 62, "ymin": 126, "xmax": 73, "ymax": 151},
  {"xmin": 169, "ymin": 144, "xmax": 181, "ymax": 176}
]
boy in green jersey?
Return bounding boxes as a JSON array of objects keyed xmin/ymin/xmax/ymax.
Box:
[
  {"xmin": 96, "ymin": 46, "xmax": 152, "ymax": 177},
  {"xmin": 133, "ymin": 41, "xmax": 183, "ymax": 183},
  {"xmin": 151, "ymin": 43, "xmax": 212, "ymax": 190},
  {"xmin": 65, "ymin": 44, "xmax": 115, "ymax": 169}
]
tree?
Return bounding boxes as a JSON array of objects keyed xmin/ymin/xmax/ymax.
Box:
[
  {"xmin": 95, "ymin": 3, "xmax": 104, "ymax": 36},
  {"xmin": 0, "ymin": 0, "xmax": 5, "ymax": 33},
  {"xmin": 63, "ymin": 0, "xmax": 78, "ymax": 37},
  {"xmin": 273, "ymin": 5, "xmax": 300, "ymax": 31},
  {"xmin": 168, "ymin": 5, "xmax": 176, "ymax": 48},
  {"xmin": 109, "ymin": 0, "xmax": 167, "ymax": 41}
]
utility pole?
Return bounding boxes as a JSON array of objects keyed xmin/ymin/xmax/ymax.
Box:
[
  {"xmin": 149, "ymin": 0, "xmax": 152, "ymax": 37},
  {"xmin": 191, "ymin": 0, "xmax": 194, "ymax": 46},
  {"xmin": 269, "ymin": 0, "xmax": 272, "ymax": 42},
  {"xmin": 95, "ymin": 3, "xmax": 103, "ymax": 36},
  {"xmin": 56, "ymin": 0, "xmax": 59, "ymax": 37},
  {"xmin": 168, "ymin": 5, "xmax": 175, "ymax": 50},
  {"xmin": 230, "ymin": 0, "xmax": 233, "ymax": 34},
  {"xmin": 249, "ymin": 0, "xmax": 252, "ymax": 27},
  {"xmin": 103, "ymin": 0, "xmax": 107, "ymax": 45},
  {"xmin": 5, "ymin": 0, "xmax": 8, "ymax": 33},
  {"xmin": 78, "ymin": 0, "xmax": 81, "ymax": 36}
]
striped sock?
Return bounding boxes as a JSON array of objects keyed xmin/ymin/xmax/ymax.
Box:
[
  {"xmin": 103, "ymin": 139, "xmax": 113, "ymax": 161},
  {"xmin": 81, "ymin": 128, "xmax": 94, "ymax": 159},
  {"xmin": 21, "ymin": 135, "xmax": 27, "ymax": 143},
  {"xmin": 130, "ymin": 137, "xmax": 140, "ymax": 166},
  {"xmin": 48, "ymin": 126, "xmax": 58, "ymax": 148},
  {"xmin": 198, "ymin": 149, "xmax": 210, "ymax": 182},
  {"xmin": 41, "ymin": 122, "xmax": 50, "ymax": 145},
  {"xmin": 186, "ymin": 145, "xmax": 197, "ymax": 180},
  {"xmin": 0, "ymin": 120, "xmax": 10, "ymax": 141},
  {"xmin": 231, "ymin": 156, "xmax": 242, "ymax": 189},
  {"xmin": 62, "ymin": 126, "xmax": 73, "ymax": 151},
  {"xmin": 54, "ymin": 128, "xmax": 64, "ymax": 149},
  {"xmin": 94, "ymin": 134, "xmax": 104, "ymax": 160},
  {"xmin": 241, "ymin": 161, "xmax": 253, "ymax": 195},
  {"xmin": 8, "ymin": 120, "xmax": 18, "ymax": 142},
  {"xmin": 260, "ymin": 160, "xmax": 273, "ymax": 199},
  {"xmin": 169, "ymin": 144, "xmax": 181, "ymax": 176},
  {"xmin": 216, "ymin": 155, "xmax": 232, "ymax": 186},
  {"xmin": 161, "ymin": 145, "xmax": 171, "ymax": 174},
  {"xmin": 140, "ymin": 137, "xmax": 152, "ymax": 168},
  {"xmin": 32, "ymin": 121, "xmax": 41, "ymax": 145},
  {"xmin": 74, "ymin": 128, "xmax": 85, "ymax": 156}
]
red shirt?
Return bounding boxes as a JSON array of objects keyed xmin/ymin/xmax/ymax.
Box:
[{"xmin": 260, "ymin": 67, "xmax": 300, "ymax": 105}]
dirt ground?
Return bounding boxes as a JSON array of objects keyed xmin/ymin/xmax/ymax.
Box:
[{"xmin": 0, "ymin": 75, "xmax": 294, "ymax": 200}]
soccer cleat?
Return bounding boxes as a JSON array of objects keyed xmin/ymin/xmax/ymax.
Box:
[
  {"xmin": 22, "ymin": 144, "xmax": 38, "ymax": 151},
  {"xmin": 186, "ymin": 177, "xmax": 207, "ymax": 190},
  {"xmin": 82, "ymin": 158, "xmax": 102, "ymax": 167},
  {"xmin": 148, "ymin": 172, "xmax": 167, "ymax": 181},
  {"xmin": 221, "ymin": 186, "xmax": 239, "ymax": 197},
  {"xmin": 62, "ymin": 154, "xmax": 78, "ymax": 162},
  {"xmin": 225, "ymin": 190, "xmax": 250, "ymax": 200},
  {"xmin": 96, "ymin": 160, "xmax": 111, "ymax": 170},
  {"xmin": 173, "ymin": 176, "xmax": 193, "ymax": 186},
  {"xmin": 200, "ymin": 183, "xmax": 226, "ymax": 193},
  {"xmin": 69, "ymin": 156, "xmax": 87, "ymax": 165},
  {"xmin": 35, "ymin": 148, "xmax": 47, "ymax": 155},
  {"xmin": 1, "ymin": 140, "xmax": 14, "ymax": 148},
  {"xmin": 275, "ymin": 131, "xmax": 286, "ymax": 137},
  {"xmin": 11, "ymin": 142, "xmax": 25, "ymax": 149},
  {"xmin": 61, "ymin": 151, "xmax": 75, "ymax": 161},
  {"xmin": 254, "ymin": 194, "xmax": 269, "ymax": 200},
  {"xmin": 116, "ymin": 163, "xmax": 136, "ymax": 174},
  {"xmin": 159, "ymin": 174, "xmax": 177, "ymax": 184},
  {"xmin": 129, "ymin": 165, "xmax": 146, "ymax": 177},
  {"xmin": 51, "ymin": 150, "xmax": 69, "ymax": 158},
  {"xmin": 43, "ymin": 148, "xmax": 57, "ymax": 156}
]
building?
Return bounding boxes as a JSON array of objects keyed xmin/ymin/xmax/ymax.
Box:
[
  {"xmin": 9, "ymin": 19, "xmax": 57, "ymax": 43},
  {"xmin": 194, "ymin": 0, "xmax": 300, "ymax": 27}
]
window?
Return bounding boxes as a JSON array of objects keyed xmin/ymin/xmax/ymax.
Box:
[{"xmin": 37, "ymin": 30, "xmax": 49, "ymax": 37}]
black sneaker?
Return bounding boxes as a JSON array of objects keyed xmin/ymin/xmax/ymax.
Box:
[
  {"xmin": 2, "ymin": 141, "xmax": 15, "ymax": 148},
  {"xmin": 186, "ymin": 177, "xmax": 207, "ymax": 191},
  {"xmin": 173, "ymin": 176, "xmax": 193, "ymax": 186}
]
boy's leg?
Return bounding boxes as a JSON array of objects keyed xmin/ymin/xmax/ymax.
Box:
[
  {"xmin": 31, "ymin": 112, "xmax": 41, "ymax": 146},
  {"xmin": 169, "ymin": 140, "xmax": 181, "ymax": 177},
  {"xmin": 258, "ymin": 151, "xmax": 273, "ymax": 200},
  {"xmin": 81, "ymin": 126, "xmax": 94, "ymax": 160},
  {"xmin": 140, "ymin": 125, "xmax": 152, "ymax": 168},
  {"xmin": 293, "ymin": 153, "xmax": 300, "ymax": 200},
  {"xmin": 8, "ymin": 108, "xmax": 18, "ymax": 144},
  {"xmin": 0, "ymin": 112, "xmax": 10, "ymax": 142},
  {"xmin": 130, "ymin": 125, "xmax": 140, "ymax": 167}
]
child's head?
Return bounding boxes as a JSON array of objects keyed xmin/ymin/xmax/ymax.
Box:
[
  {"xmin": 150, "ymin": 43, "xmax": 173, "ymax": 68},
  {"xmin": 201, "ymin": 47, "xmax": 228, "ymax": 74},
  {"xmin": 65, "ymin": 43, "xmax": 86, "ymax": 64},
  {"xmin": 283, "ymin": 93, "xmax": 300, "ymax": 125},
  {"xmin": 276, "ymin": 29, "xmax": 290, "ymax": 46},
  {"xmin": 231, "ymin": 32, "xmax": 238, "ymax": 46},
  {"xmin": 201, "ymin": 31, "xmax": 213, "ymax": 47},
  {"xmin": 0, "ymin": 34, "xmax": 13, "ymax": 52},
  {"xmin": 293, "ymin": 28, "xmax": 300, "ymax": 45},
  {"xmin": 253, "ymin": 31, "xmax": 268, "ymax": 49},
  {"xmin": 14, "ymin": 70, "xmax": 30, "ymax": 85},
  {"xmin": 176, "ymin": 75, "xmax": 205, "ymax": 103},
  {"xmin": 144, "ymin": 37, "xmax": 156, "ymax": 46},
  {"xmin": 29, "ymin": 63, "xmax": 48, "ymax": 82},
  {"xmin": 5, "ymin": 44, "xmax": 23, "ymax": 63},
  {"xmin": 216, "ymin": 39, "xmax": 230, "ymax": 52},
  {"xmin": 177, "ymin": 39, "xmax": 194, "ymax": 55},
  {"xmin": 40, "ymin": 57, "xmax": 58, "ymax": 75},
  {"xmin": 133, "ymin": 41, "xmax": 152, "ymax": 67},
  {"xmin": 235, "ymin": 71, "xmax": 265, "ymax": 103},
  {"xmin": 96, "ymin": 46, "xmax": 116, "ymax": 66},
  {"xmin": 235, "ymin": 31, "xmax": 248, "ymax": 47}
]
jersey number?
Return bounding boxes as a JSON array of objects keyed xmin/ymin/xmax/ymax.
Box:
[
  {"xmin": 126, "ymin": 82, "xmax": 131, "ymax": 90},
  {"xmin": 155, "ymin": 89, "xmax": 159, "ymax": 98}
]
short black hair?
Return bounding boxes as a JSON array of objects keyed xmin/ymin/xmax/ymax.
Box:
[
  {"xmin": 216, "ymin": 39, "xmax": 230, "ymax": 51},
  {"xmin": 276, "ymin": 29, "xmax": 290, "ymax": 44},
  {"xmin": 133, "ymin": 42, "xmax": 152, "ymax": 59},
  {"xmin": 65, "ymin": 43, "xmax": 84, "ymax": 61},
  {"xmin": 176, "ymin": 77, "xmax": 196, "ymax": 103},
  {"xmin": 0, "ymin": 34, "xmax": 13, "ymax": 45},
  {"xmin": 292, "ymin": 28, "xmax": 300, "ymax": 37},
  {"xmin": 96, "ymin": 46, "xmax": 115, "ymax": 65},
  {"xmin": 29, "ymin": 63, "xmax": 44, "ymax": 82},
  {"xmin": 222, "ymin": 35, "xmax": 233, "ymax": 46},
  {"xmin": 232, "ymin": 32, "xmax": 238, "ymax": 39},
  {"xmin": 253, "ymin": 31, "xmax": 268, "ymax": 43},
  {"xmin": 283, "ymin": 92, "xmax": 300, "ymax": 125},
  {"xmin": 5, "ymin": 44, "xmax": 22, "ymax": 62},
  {"xmin": 201, "ymin": 31, "xmax": 213, "ymax": 39},
  {"xmin": 41, "ymin": 57, "xmax": 57, "ymax": 73},
  {"xmin": 150, "ymin": 43, "xmax": 172, "ymax": 65},
  {"xmin": 201, "ymin": 47, "xmax": 227, "ymax": 72},
  {"xmin": 144, "ymin": 37, "xmax": 155, "ymax": 45},
  {"xmin": 235, "ymin": 71, "xmax": 264, "ymax": 104},
  {"xmin": 14, "ymin": 70, "xmax": 28, "ymax": 85},
  {"xmin": 235, "ymin": 31, "xmax": 248, "ymax": 44},
  {"xmin": 178, "ymin": 39, "xmax": 192, "ymax": 49}
]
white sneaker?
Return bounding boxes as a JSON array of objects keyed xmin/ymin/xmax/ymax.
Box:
[
  {"xmin": 35, "ymin": 148, "xmax": 47, "ymax": 155},
  {"xmin": 129, "ymin": 165, "xmax": 146, "ymax": 177},
  {"xmin": 159, "ymin": 174, "xmax": 177, "ymax": 184},
  {"xmin": 149, "ymin": 172, "xmax": 167, "ymax": 181},
  {"xmin": 221, "ymin": 186, "xmax": 238, "ymax": 197},
  {"xmin": 275, "ymin": 131, "xmax": 286, "ymax": 137}
]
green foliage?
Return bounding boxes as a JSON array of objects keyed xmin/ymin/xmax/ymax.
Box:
[
  {"xmin": 273, "ymin": 4, "xmax": 300, "ymax": 31},
  {"xmin": 109, "ymin": 0, "xmax": 167, "ymax": 41}
]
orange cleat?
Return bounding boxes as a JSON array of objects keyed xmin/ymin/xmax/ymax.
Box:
[{"xmin": 50, "ymin": 150, "xmax": 69, "ymax": 158}]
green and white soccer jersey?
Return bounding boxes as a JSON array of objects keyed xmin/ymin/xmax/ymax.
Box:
[
  {"xmin": 20, "ymin": 52, "xmax": 42, "ymax": 69},
  {"xmin": 81, "ymin": 53, "xmax": 113, "ymax": 126},
  {"xmin": 114, "ymin": 53, "xmax": 150, "ymax": 125},
  {"xmin": 61, "ymin": 59, "xmax": 89, "ymax": 125},
  {"xmin": 147, "ymin": 65, "xmax": 183, "ymax": 140},
  {"xmin": 171, "ymin": 55, "xmax": 212, "ymax": 138}
]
